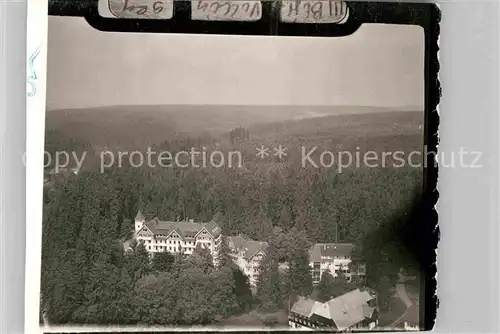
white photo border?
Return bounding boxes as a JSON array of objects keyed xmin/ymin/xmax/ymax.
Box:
[{"xmin": 25, "ymin": 0, "xmax": 48, "ymax": 333}]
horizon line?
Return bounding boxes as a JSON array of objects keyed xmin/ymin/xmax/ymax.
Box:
[{"xmin": 47, "ymin": 104, "xmax": 423, "ymax": 112}]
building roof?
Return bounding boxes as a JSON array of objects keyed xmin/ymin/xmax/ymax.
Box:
[
  {"xmin": 290, "ymin": 289, "xmax": 375, "ymax": 331},
  {"xmin": 141, "ymin": 217, "xmax": 221, "ymax": 240},
  {"xmin": 228, "ymin": 235, "xmax": 246, "ymax": 250},
  {"xmin": 228, "ymin": 235, "xmax": 268, "ymax": 260},
  {"xmin": 311, "ymin": 300, "xmax": 331, "ymax": 319},
  {"xmin": 244, "ymin": 240, "xmax": 269, "ymax": 259},
  {"xmin": 205, "ymin": 220, "xmax": 222, "ymax": 238},
  {"xmin": 327, "ymin": 289, "xmax": 375, "ymax": 330},
  {"xmin": 362, "ymin": 304, "xmax": 374, "ymax": 318},
  {"xmin": 291, "ymin": 297, "xmax": 316, "ymax": 317},
  {"xmin": 309, "ymin": 243, "xmax": 355, "ymax": 262}
]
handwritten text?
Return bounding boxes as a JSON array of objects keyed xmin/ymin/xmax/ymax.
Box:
[
  {"xmin": 280, "ymin": 0, "xmax": 349, "ymax": 23},
  {"xmin": 192, "ymin": 0, "xmax": 262, "ymax": 21},
  {"xmin": 109, "ymin": 0, "xmax": 173, "ymax": 19}
]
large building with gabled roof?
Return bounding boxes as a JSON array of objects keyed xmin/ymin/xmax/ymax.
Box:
[
  {"xmin": 228, "ymin": 235, "xmax": 269, "ymax": 286},
  {"xmin": 288, "ymin": 288, "xmax": 378, "ymax": 331},
  {"xmin": 134, "ymin": 210, "xmax": 222, "ymax": 264}
]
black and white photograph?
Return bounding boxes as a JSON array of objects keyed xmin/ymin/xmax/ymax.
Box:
[{"xmin": 35, "ymin": 8, "xmax": 431, "ymax": 332}]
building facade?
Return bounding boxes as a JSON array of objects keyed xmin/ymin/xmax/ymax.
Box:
[
  {"xmin": 309, "ymin": 243, "xmax": 366, "ymax": 284},
  {"xmin": 134, "ymin": 210, "xmax": 222, "ymax": 265},
  {"xmin": 224, "ymin": 239, "xmax": 367, "ymax": 287},
  {"xmin": 288, "ymin": 289, "xmax": 378, "ymax": 331},
  {"xmin": 228, "ymin": 235, "xmax": 268, "ymax": 287}
]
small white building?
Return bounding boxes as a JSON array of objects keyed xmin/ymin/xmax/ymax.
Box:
[
  {"xmin": 228, "ymin": 235, "xmax": 268, "ymax": 287},
  {"xmin": 309, "ymin": 243, "xmax": 366, "ymax": 284},
  {"xmin": 134, "ymin": 210, "xmax": 222, "ymax": 265}
]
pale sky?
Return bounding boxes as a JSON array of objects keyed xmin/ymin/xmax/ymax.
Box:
[{"xmin": 46, "ymin": 16, "xmax": 424, "ymax": 110}]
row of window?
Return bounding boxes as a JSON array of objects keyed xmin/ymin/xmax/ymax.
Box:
[
  {"xmin": 289, "ymin": 318, "xmax": 335, "ymax": 330},
  {"xmin": 153, "ymin": 245, "xmax": 195, "ymax": 252},
  {"xmin": 140, "ymin": 239, "xmax": 211, "ymax": 248},
  {"xmin": 148, "ymin": 245, "xmax": 214, "ymax": 253},
  {"xmin": 155, "ymin": 233, "xmax": 181, "ymax": 238},
  {"xmin": 313, "ymin": 274, "xmax": 352, "ymax": 283},
  {"xmin": 356, "ymin": 266, "xmax": 367, "ymax": 274},
  {"xmin": 313, "ymin": 268, "xmax": 366, "ymax": 276},
  {"xmin": 245, "ymin": 265, "xmax": 259, "ymax": 273},
  {"xmin": 155, "ymin": 239, "xmax": 197, "ymax": 245},
  {"xmin": 290, "ymin": 323, "xmax": 311, "ymax": 329},
  {"xmin": 320, "ymin": 256, "xmax": 351, "ymax": 260},
  {"xmin": 289, "ymin": 316, "xmax": 317, "ymax": 329}
]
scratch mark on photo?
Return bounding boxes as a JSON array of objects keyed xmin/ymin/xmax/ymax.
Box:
[{"xmin": 27, "ymin": 43, "xmax": 42, "ymax": 97}]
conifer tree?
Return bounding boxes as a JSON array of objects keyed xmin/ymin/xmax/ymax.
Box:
[
  {"xmin": 73, "ymin": 262, "xmax": 134, "ymax": 325},
  {"xmin": 231, "ymin": 266, "xmax": 254, "ymax": 311},
  {"xmin": 254, "ymin": 206, "xmax": 273, "ymax": 239},
  {"xmin": 152, "ymin": 250, "xmax": 175, "ymax": 273},
  {"xmin": 317, "ymin": 269, "xmax": 335, "ymax": 302},
  {"xmin": 278, "ymin": 206, "xmax": 293, "ymax": 230},
  {"xmin": 171, "ymin": 249, "xmax": 186, "ymax": 278},
  {"xmin": 174, "ymin": 267, "xmax": 217, "ymax": 325},
  {"xmin": 216, "ymin": 236, "xmax": 233, "ymax": 270},
  {"xmin": 125, "ymin": 241, "xmax": 151, "ymax": 281},
  {"xmin": 329, "ymin": 264, "xmax": 355, "ymax": 298},
  {"xmin": 288, "ymin": 248, "xmax": 313, "ymax": 297},
  {"xmin": 256, "ymin": 250, "xmax": 283, "ymax": 311},
  {"xmin": 209, "ymin": 266, "xmax": 239, "ymax": 317},
  {"xmin": 44, "ymin": 250, "xmax": 86, "ymax": 324},
  {"xmin": 189, "ymin": 243, "xmax": 214, "ymax": 274}
]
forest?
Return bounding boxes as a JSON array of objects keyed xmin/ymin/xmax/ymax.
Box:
[{"xmin": 41, "ymin": 111, "xmax": 425, "ymax": 326}]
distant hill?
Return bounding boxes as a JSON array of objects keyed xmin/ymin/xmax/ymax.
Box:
[
  {"xmin": 45, "ymin": 105, "xmax": 422, "ymax": 150},
  {"xmin": 249, "ymin": 110, "xmax": 423, "ymax": 140}
]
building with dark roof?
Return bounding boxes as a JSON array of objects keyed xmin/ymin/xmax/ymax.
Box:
[
  {"xmin": 228, "ymin": 235, "xmax": 269, "ymax": 286},
  {"xmin": 289, "ymin": 289, "xmax": 378, "ymax": 331},
  {"xmin": 134, "ymin": 211, "xmax": 222, "ymax": 264},
  {"xmin": 309, "ymin": 243, "xmax": 366, "ymax": 284}
]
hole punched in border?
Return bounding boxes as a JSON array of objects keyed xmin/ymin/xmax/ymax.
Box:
[{"xmin": 84, "ymin": 0, "xmax": 362, "ymax": 37}]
